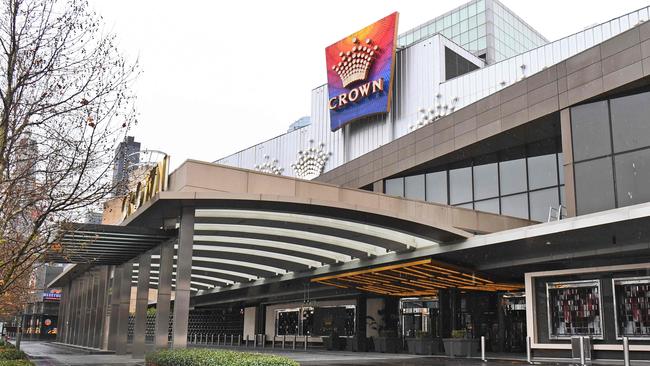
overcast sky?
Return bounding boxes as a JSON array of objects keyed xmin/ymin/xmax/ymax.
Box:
[{"xmin": 88, "ymin": 0, "xmax": 650, "ymax": 169}]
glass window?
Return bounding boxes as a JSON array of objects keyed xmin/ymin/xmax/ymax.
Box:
[
  {"xmin": 528, "ymin": 154, "xmax": 558, "ymax": 190},
  {"xmin": 452, "ymin": 23, "xmax": 460, "ymax": 37},
  {"xmin": 460, "ymin": 19, "xmax": 469, "ymax": 33},
  {"xmin": 547, "ymin": 281, "xmax": 603, "ymax": 338},
  {"xmin": 610, "ymin": 91, "xmax": 650, "ymax": 153},
  {"xmin": 614, "ymin": 277, "xmax": 650, "ymax": 338},
  {"xmin": 501, "ymin": 193, "xmax": 528, "ymax": 219},
  {"xmin": 449, "ymin": 166, "xmax": 473, "ymax": 204},
  {"xmin": 530, "ymin": 188, "xmax": 559, "ymax": 222},
  {"xmin": 615, "ymin": 148, "xmax": 650, "ymax": 207},
  {"xmin": 444, "ymin": 15, "xmax": 452, "ymax": 28},
  {"xmin": 468, "ymin": 3, "xmax": 477, "ymax": 17},
  {"xmin": 460, "ymin": 6, "xmax": 468, "ymax": 20},
  {"xmin": 468, "ymin": 15, "xmax": 477, "ymax": 28},
  {"xmin": 276, "ymin": 309, "xmax": 300, "ymax": 336},
  {"xmin": 405, "ymin": 174, "xmax": 426, "ymax": 201},
  {"xmin": 574, "ymin": 157, "xmax": 615, "ymax": 215},
  {"xmin": 385, "ymin": 177, "xmax": 404, "ymax": 197},
  {"xmin": 475, "ymin": 199, "xmax": 499, "ymax": 214},
  {"xmin": 477, "ymin": 12, "xmax": 486, "ymax": 25},
  {"xmin": 473, "ymin": 163, "xmax": 498, "ymax": 200},
  {"xmin": 570, "ymin": 101, "xmax": 612, "ymax": 162},
  {"xmin": 451, "ymin": 11, "xmax": 459, "ymax": 24},
  {"xmin": 405, "ymin": 32, "xmax": 414, "ymax": 45},
  {"xmin": 478, "ymin": 37, "xmax": 486, "ymax": 50},
  {"xmin": 435, "ymin": 19, "xmax": 444, "ymax": 33},
  {"xmin": 426, "ymin": 171, "xmax": 447, "ymax": 204},
  {"xmin": 500, "ymin": 158, "xmax": 527, "ymax": 195}
]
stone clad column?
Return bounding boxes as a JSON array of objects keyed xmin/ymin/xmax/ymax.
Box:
[
  {"xmin": 133, "ymin": 254, "xmax": 151, "ymax": 358},
  {"xmin": 95, "ymin": 266, "xmax": 110, "ymax": 349},
  {"xmin": 88, "ymin": 269, "xmax": 100, "ymax": 347},
  {"xmin": 155, "ymin": 240, "xmax": 174, "ymax": 349},
  {"xmin": 172, "ymin": 207, "xmax": 194, "ymax": 348},
  {"xmin": 115, "ymin": 263, "xmax": 133, "ymax": 355},
  {"xmin": 107, "ymin": 266, "xmax": 120, "ymax": 350},
  {"xmin": 57, "ymin": 281, "xmax": 70, "ymax": 342}
]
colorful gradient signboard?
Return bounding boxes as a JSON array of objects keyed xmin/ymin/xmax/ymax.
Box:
[{"xmin": 326, "ymin": 12, "xmax": 399, "ymax": 131}]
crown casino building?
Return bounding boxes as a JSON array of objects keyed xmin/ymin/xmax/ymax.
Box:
[{"xmin": 48, "ymin": 0, "xmax": 650, "ymax": 362}]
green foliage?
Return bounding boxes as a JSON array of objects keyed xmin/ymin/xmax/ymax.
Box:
[
  {"xmin": 0, "ymin": 349, "xmax": 27, "ymax": 361},
  {"xmin": 0, "ymin": 341, "xmax": 14, "ymax": 349},
  {"xmin": 451, "ymin": 329, "xmax": 467, "ymax": 339},
  {"xmin": 415, "ymin": 330, "xmax": 430, "ymax": 339},
  {"xmin": 0, "ymin": 360, "xmax": 33, "ymax": 366},
  {"xmin": 145, "ymin": 349, "xmax": 299, "ymax": 366},
  {"xmin": 147, "ymin": 307, "xmax": 157, "ymax": 317}
]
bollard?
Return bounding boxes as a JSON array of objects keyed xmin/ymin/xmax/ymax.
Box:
[
  {"xmin": 293, "ymin": 334, "xmax": 297, "ymax": 350},
  {"xmin": 211, "ymin": 334, "xmax": 214, "ymax": 344},
  {"xmin": 272, "ymin": 336, "xmax": 276, "ymax": 348},
  {"xmin": 231, "ymin": 334, "xmax": 234, "ymax": 346},
  {"xmin": 623, "ymin": 337, "xmax": 630, "ymax": 366},
  {"xmin": 480, "ymin": 336, "xmax": 485, "ymax": 361},
  {"xmin": 254, "ymin": 334, "xmax": 257, "ymax": 348},
  {"xmin": 238, "ymin": 334, "xmax": 241, "ymax": 346},
  {"xmin": 193, "ymin": 333, "xmax": 197, "ymax": 344},
  {"xmin": 526, "ymin": 336, "xmax": 532, "ymax": 364},
  {"xmin": 304, "ymin": 334, "xmax": 309, "ymax": 350},
  {"xmin": 245, "ymin": 334, "xmax": 249, "ymax": 348},
  {"xmin": 579, "ymin": 336, "xmax": 585, "ymax": 366},
  {"xmin": 282, "ymin": 334, "xmax": 286, "ymax": 349}
]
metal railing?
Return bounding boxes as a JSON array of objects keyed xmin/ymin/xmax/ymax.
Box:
[{"xmin": 186, "ymin": 333, "xmax": 312, "ymax": 350}]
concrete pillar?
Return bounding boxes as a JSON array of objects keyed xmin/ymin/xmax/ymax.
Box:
[
  {"xmin": 155, "ymin": 241, "xmax": 174, "ymax": 349},
  {"xmin": 107, "ymin": 266, "xmax": 121, "ymax": 350},
  {"xmin": 57, "ymin": 281, "xmax": 70, "ymax": 342},
  {"xmin": 87, "ymin": 270, "xmax": 99, "ymax": 347},
  {"xmin": 172, "ymin": 207, "xmax": 194, "ymax": 348},
  {"xmin": 133, "ymin": 254, "xmax": 151, "ymax": 358},
  {"xmin": 65, "ymin": 279, "xmax": 76, "ymax": 344},
  {"xmin": 73, "ymin": 276, "xmax": 81, "ymax": 345},
  {"xmin": 83, "ymin": 271, "xmax": 95, "ymax": 347},
  {"xmin": 95, "ymin": 266, "xmax": 109, "ymax": 349},
  {"xmin": 115, "ymin": 262, "xmax": 133, "ymax": 355}
]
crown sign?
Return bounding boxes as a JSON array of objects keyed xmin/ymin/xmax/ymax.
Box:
[{"xmin": 332, "ymin": 37, "xmax": 379, "ymax": 88}]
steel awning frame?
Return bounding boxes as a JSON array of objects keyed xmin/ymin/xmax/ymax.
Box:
[{"xmin": 45, "ymin": 223, "xmax": 174, "ymax": 265}]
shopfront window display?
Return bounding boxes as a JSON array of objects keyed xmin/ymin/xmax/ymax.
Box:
[{"xmin": 547, "ymin": 280, "xmax": 603, "ymax": 339}]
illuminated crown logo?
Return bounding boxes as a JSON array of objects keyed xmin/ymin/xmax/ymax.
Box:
[
  {"xmin": 291, "ymin": 140, "xmax": 332, "ymax": 180},
  {"xmin": 332, "ymin": 37, "xmax": 379, "ymax": 88}
]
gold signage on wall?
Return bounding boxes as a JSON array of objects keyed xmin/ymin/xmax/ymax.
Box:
[{"xmin": 121, "ymin": 155, "xmax": 170, "ymax": 219}]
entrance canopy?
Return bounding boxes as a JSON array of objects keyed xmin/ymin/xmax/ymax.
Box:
[
  {"xmin": 46, "ymin": 223, "xmax": 173, "ymax": 265},
  {"xmin": 49, "ymin": 160, "xmax": 534, "ymax": 293}
]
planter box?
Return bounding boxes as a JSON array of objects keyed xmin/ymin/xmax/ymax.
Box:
[
  {"xmin": 406, "ymin": 337, "xmax": 443, "ymax": 355},
  {"xmin": 322, "ymin": 336, "xmax": 345, "ymax": 351},
  {"xmin": 442, "ymin": 338, "xmax": 480, "ymax": 358},
  {"xmin": 374, "ymin": 336, "xmax": 400, "ymax": 353},
  {"xmin": 344, "ymin": 336, "xmax": 367, "ymax": 352}
]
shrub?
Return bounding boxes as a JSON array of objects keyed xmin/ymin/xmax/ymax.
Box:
[
  {"xmin": 0, "ymin": 360, "xmax": 33, "ymax": 366},
  {"xmin": 0, "ymin": 341, "xmax": 14, "ymax": 349},
  {"xmin": 145, "ymin": 349, "xmax": 299, "ymax": 366},
  {"xmin": 0, "ymin": 349, "xmax": 26, "ymax": 361}
]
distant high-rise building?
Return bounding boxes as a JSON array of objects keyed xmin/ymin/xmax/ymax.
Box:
[
  {"xmin": 288, "ymin": 116, "xmax": 311, "ymax": 132},
  {"xmin": 84, "ymin": 211, "xmax": 103, "ymax": 225},
  {"xmin": 113, "ymin": 136, "xmax": 140, "ymax": 196}
]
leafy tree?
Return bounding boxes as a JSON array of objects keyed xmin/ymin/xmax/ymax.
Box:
[{"xmin": 0, "ymin": 0, "xmax": 138, "ymax": 297}]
